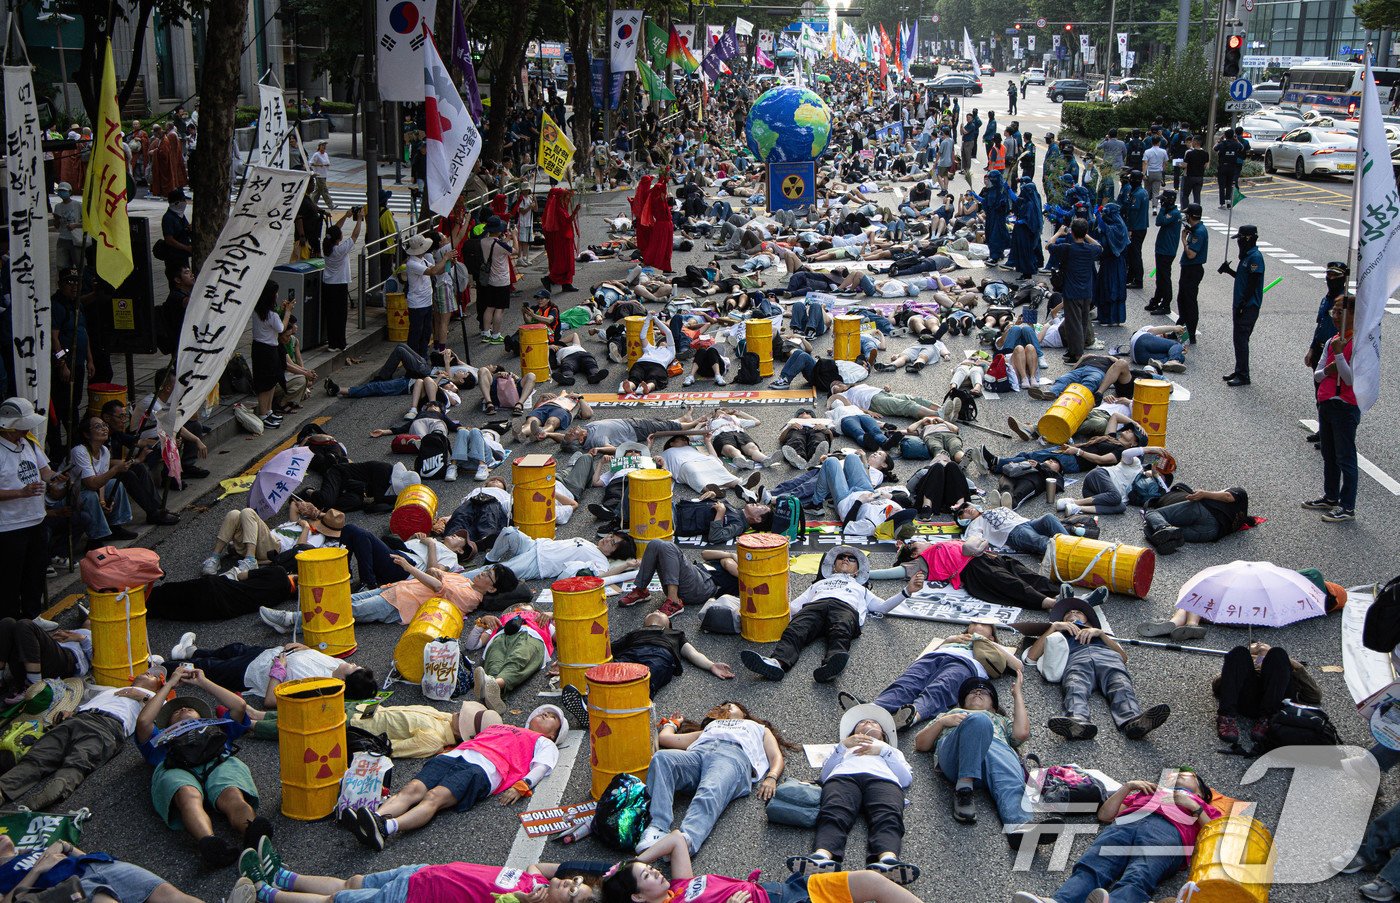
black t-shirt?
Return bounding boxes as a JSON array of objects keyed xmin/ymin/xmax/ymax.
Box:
[
  {"xmin": 612, "ymin": 626, "xmax": 686, "ymax": 670},
  {"xmin": 1184, "ymin": 148, "xmax": 1210, "ymax": 178},
  {"xmin": 1215, "ymin": 139, "xmax": 1243, "ymax": 168},
  {"xmin": 1200, "ymin": 488, "xmax": 1250, "ymax": 535},
  {"xmin": 147, "ymin": 566, "xmax": 295, "ymax": 620},
  {"xmin": 1125, "ymin": 139, "xmax": 1145, "ymax": 169},
  {"xmin": 1078, "ymin": 436, "xmax": 1126, "ymax": 464}
]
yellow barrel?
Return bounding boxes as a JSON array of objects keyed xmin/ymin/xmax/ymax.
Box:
[
  {"xmin": 296, "ymin": 548, "xmax": 357, "ymax": 658},
  {"xmin": 275, "ymin": 677, "xmax": 348, "ymax": 821},
  {"xmin": 1049, "ymin": 535, "xmax": 1155, "ymax": 599},
  {"xmin": 89, "ymin": 586, "xmax": 150, "ymax": 687},
  {"xmin": 739, "ymin": 533, "xmax": 791, "ymax": 642},
  {"xmin": 393, "ymin": 596, "xmax": 466, "ymax": 682},
  {"xmin": 1132, "ymin": 377, "xmax": 1172, "ymax": 448},
  {"xmin": 552, "ymin": 577, "xmax": 611, "ymax": 691},
  {"xmin": 389, "ymin": 484, "xmax": 438, "ymax": 540},
  {"xmin": 512, "ymin": 454, "xmax": 557, "ymax": 539},
  {"xmin": 833, "ymin": 315, "xmax": 862, "ymax": 361},
  {"xmin": 1188, "ymin": 815, "xmax": 1275, "ymax": 903},
  {"xmin": 86, "ymin": 383, "xmax": 127, "ymax": 419},
  {"xmin": 1037, "ymin": 383, "xmax": 1097, "ymax": 445},
  {"xmin": 585, "ymin": 662, "xmax": 653, "ymax": 799},
  {"xmin": 627, "ymin": 468, "xmax": 674, "ymax": 551},
  {"xmin": 385, "ymin": 292, "xmax": 409, "ymax": 342},
  {"xmin": 519, "ymin": 323, "xmax": 551, "ymax": 382},
  {"xmin": 625, "ymin": 315, "xmax": 653, "ymax": 367},
  {"xmin": 745, "ymin": 317, "xmax": 774, "ymax": 377}
]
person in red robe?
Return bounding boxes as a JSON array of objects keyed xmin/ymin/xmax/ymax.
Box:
[
  {"xmin": 631, "ymin": 175, "xmax": 654, "ymax": 255},
  {"xmin": 640, "ymin": 179, "xmax": 675, "ymax": 273},
  {"xmin": 146, "ymin": 133, "xmax": 167, "ymax": 197},
  {"xmin": 541, "ymin": 186, "xmax": 578, "ymax": 293},
  {"xmin": 160, "ymin": 126, "xmax": 189, "ymax": 192}
]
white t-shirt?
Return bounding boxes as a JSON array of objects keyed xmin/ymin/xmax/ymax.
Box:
[
  {"xmin": 1143, "ymin": 146, "xmax": 1169, "ymax": 174},
  {"xmin": 252, "ymin": 310, "xmax": 284, "ymax": 346},
  {"xmin": 70, "ymin": 444, "xmax": 110, "ymax": 482},
  {"xmin": 406, "ymin": 255, "xmax": 433, "ymax": 309},
  {"xmin": 964, "ymin": 507, "xmax": 1029, "ymax": 547},
  {"xmin": 1099, "ymin": 447, "xmax": 1148, "ymax": 498},
  {"xmin": 692, "ymin": 719, "xmax": 770, "ymax": 780},
  {"xmin": 660, "ymin": 445, "xmax": 732, "ymax": 492},
  {"xmin": 244, "ymin": 647, "xmax": 343, "ymax": 698},
  {"xmin": 323, "ymin": 238, "xmax": 354, "ymax": 285},
  {"xmin": 54, "ymin": 199, "xmax": 83, "ymax": 242},
  {"xmin": 531, "ymin": 537, "xmax": 609, "ymax": 579},
  {"xmin": 823, "ymin": 739, "xmax": 913, "ymax": 787},
  {"xmin": 638, "ymin": 320, "xmax": 676, "ymax": 366},
  {"xmin": 826, "ymin": 402, "xmax": 863, "ymax": 429},
  {"xmin": 842, "ymin": 384, "xmax": 881, "ymax": 409},
  {"xmin": 0, "ymin": 437, "xmax": 49, "ymax": 531},
  {"xmin": 310, "ymin": 150, "xmax": 331, "ymax": 179},
  {"xmin": 402, "ymin": 537, "xmax": 460, "ymax": 571},
  {"xmin": 79, "ymin": 685, "xmax": 153, "ymax": 736},
  {"xmin": 484, "ymin": 238, "xmax": 513, "ymax": 288}
]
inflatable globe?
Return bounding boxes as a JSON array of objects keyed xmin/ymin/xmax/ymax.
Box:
[{"xmin": 745, "ymin": 86, "xmax": 832, "ymax": 163}]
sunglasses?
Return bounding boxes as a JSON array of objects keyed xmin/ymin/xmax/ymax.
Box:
[{"xmin": 835, "ymin": 553, "xmax": 858, "ymax": 562}]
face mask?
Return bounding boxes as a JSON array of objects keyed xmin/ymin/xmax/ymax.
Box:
[{"xmin": 956, "ymin": 517, "xmax": 973, "ymax": 527}]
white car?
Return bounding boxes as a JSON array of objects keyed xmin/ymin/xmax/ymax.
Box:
[
  {"xmin": 1238, "ymin": 114, "xmax": 1301, "ymax": 148},
  {"xmin": 1024, "ymin": 67, "xmax": 1046, "ymax": 85},
  {"xmin": 1264, "ymin": 127, "xmax": 1358, "ymax": 178},
  {"xmin": 1309, "ymin": 118, "xmax": 1400, "ymax": 151},
  {"xmin": 1251, "ymin": 81, "xmax": 1284, "ymax": 104}
]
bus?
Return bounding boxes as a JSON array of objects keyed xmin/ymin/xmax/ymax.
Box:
[{"xmin": 1280, "ymin": 61, "xmax": 1400, "ymax": 114}]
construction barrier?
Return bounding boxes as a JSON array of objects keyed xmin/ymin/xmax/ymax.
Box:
[
  {"xmin": 389, "ymin": 484, "xmax": 438, "ymax": 541},
  {"xmin": 627, "ymin": 468, "xmax": 674, "ymax": 550},
  {"xmin": 275, "ymin": 677, "xmax": 348, "ymax": 820},
  {"xmin": 89, "ymin": 585, "xmax": 150, "ymax": 687},
  {"xmin": 393, "ymin": 597, "xmax": 466, "ymax": 682},
  {"xmin": 512, "ymin": 454, "xmax": 557, "ymax": 539},
  {"xmin": 833, "ymin": 315, "xmax": 862, "ymax": 362},
  {"xmin": 585, "ymin": 662, "xmax": 653, "ymax": 799},
  {"xmin": 385, "ymin": 292, "xmax": 409, "ymax": 343},
  {"xmin": 1048, "ymin": 535, "xmax": 1155, "ymax": 599},
  {"xmin": 552, "ymin": 577, "xmax": 610, "ymax": 691},
  {"xmin": 519, "ymin": 323, "xmax": 551, "ymax": 382},
  {"xmin": 745, "ymin": 317, "xmax": 774, "ymax": 378},
  {"xmin": 739, "ymin": 532, "xmax": 791, "ymax": 642},
  {"xmin": 296, "ymin": 547, "xmax": 357, "ymax": 657},
  {"xmin": 1037, "ymin": 383, "xmax": 1097, "ymax": 445},
  {"xmin": 1187, "ymin": 814, "xmax": 1275, "ymax": 903},
  {"xmin": 1132, "ymin": 377, "xmax": 1172, "ymax": 448}
]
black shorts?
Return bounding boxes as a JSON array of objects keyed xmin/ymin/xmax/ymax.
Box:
[
  {"xmin": 628, "ymin": 360, "xmax": 670, "ymax": 388},
  {"xmin": 712, "ymin": 430, "xmax": 754, "ymax": 451},
  {"xmin": 414, "ymin": 755, "xmax": 493, "ymax": 811},
  {"xmin": 251, "ymin": 341, "xmax": 283, "ymax": 393},
  {"xmin": 478, "ymin": 283, "xmax": 511, "ymax": 310}
]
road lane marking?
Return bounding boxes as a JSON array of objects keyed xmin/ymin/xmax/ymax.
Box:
[
  {"xmin": 502, "ymin": 729, "xmax": 584, "ymax": 868},
  {"xmin": 1299, "ymin": 419, "xmax": 1400, "ymax": 495}
]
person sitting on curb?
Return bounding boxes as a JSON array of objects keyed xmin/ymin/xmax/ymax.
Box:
[
  {"xmin": 463, "ymin": 605, "xmax": 554, "ymax": 713},
  {"xmin": 0, "ymin": 832, "xmax": 203, "ymax": 903},
  {"xmin": 787, "ymin": 704, "xmax": 919, "ymax": 885},
  {"xmin": 742, "ymin": 546, "xmax": 924, "ymax": 684},
  {"xmin": 346, "ymin": 703, "xmax": 568, "ymax": 850},
  {"xmin": 635, "ymin": 701, "xmax": 796, "ymax": 854},
  {"xmin": 134, "ymin": 665, "xmax": 273, "ymax": 868},
  {"xmin": 616, "ymin": 540, "xmax": 741, "ymax": 617},
  {"xmin": 1012, "ymin": 768, "xmax": 1221, "ymax": 903},
  {"xmin": 1018, "ymin": 593, "xmax": 1172, "ymax": 741},
  {"xmin": 167, "ymin": 637, "xmax": 376, "ymax": 711}
]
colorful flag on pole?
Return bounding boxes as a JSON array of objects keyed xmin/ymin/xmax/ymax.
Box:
[
  {"xmin": 645, "ymin": 20, "xmax": 670, "ymax": 69},
  {"xmin": 423, "ymin": 26, "xmax": 481, "ymax": 216},
  {"xmin": 610, "ymin": 10, "xmax": 643, "ymax": 73},
  {"xmin": 82, "ymin": 40, "xmax": 133, "ymax": 288},
  {"xmin": 1349, "ymin": 53, "xmax": 1400, "ymax": 414},
  {"xmin": 377, "ymin": 0, "xmax": 438, "ymax": 102},
  {"xmin": 636, "ymin": 59, "xmax": 676, "ymax": 100},
  {"xmin": 667, "ymin": 24, "xmax": 699, "ymax": 72},
  {"xmin": 756, "ymin": 45, "xmax": 775, "ymax": 69},
  {"xmin": 904, "ymin": 20, "xmax": 918, "ymax": 67},
  {"xmin": 879, "ymin": 24, "xmax": 893, "ymax": 61},
  {"xmin": 537, "ymin": 111, "xmax": 577, "ymax": 182}
]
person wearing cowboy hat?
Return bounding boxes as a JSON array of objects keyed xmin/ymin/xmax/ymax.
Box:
[
  {"xmin": 787, "ymin": 704, "xmax": 919, "ymax": 885},
  {"xmin": 477, "ymin": 216, "xmax": 515, "ymax": 344},
  {"xmin": 1019, "ymin": 591, "xmax": 1171, "ymax": 742},
  {"xmin": 0, "ymin": 397, "xmax": 63, "ymax": 619},
  {"xmin": 741, "ymin": 546, "xmax": 925, "ymax": 684},
  {"xmin": 134, "ymin": 662, "xmax": 271, "ymax": 867},
  {"xmin": 309, "ymin": 140, "xmax": 333, "ymax": 208},
  {"xmin": 346, "ymin": 702, "xmax": 568, "ymax": 850},
  {"xmin": 402, "ymin": 233, "xmax": 457, "ymax": 357}
]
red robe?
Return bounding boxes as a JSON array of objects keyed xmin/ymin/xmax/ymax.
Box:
[
  {"xmin": 541, "ymin": 187, "xmax": 577, "ymax": 287},
  {"xmin": 640, "ymin": 182, "xmax": 674, "ymax": 273},
  {"xmin": 631, "ymin": 175, "xmax": 654, "ymax": 254}
]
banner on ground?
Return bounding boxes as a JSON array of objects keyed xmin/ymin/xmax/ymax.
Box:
[
  {"xmin": 251, "ymin": 83, "xmax": 291, "ymax": 169},
  {"xmin": 160, "ymin": 167, "xmax": 310, "ymax": 439},
  {"xmin": 537, "ymin": 111, "xmax": 576, "ymax": 182},
  {"xmin": 3, "ymin": 66, "xmax": 51, "ymax": 441},
  {"xmin": 82, "ymin": 39, "xmax": 133, "ymax": 289},
  {"xmin": 1350, "ymin": 54, "xmax": 1400, "ymax": 414},
  {"xmin": 610, "ymin": 10, "xmax": 643, "ymax": 73},
  {"xmin": 377, "ymin": 0, "xmax": 438, "ymax": 102},
  {"xmin": 423, "ymin": 28, "xmax": 482, "ymax": 216}
]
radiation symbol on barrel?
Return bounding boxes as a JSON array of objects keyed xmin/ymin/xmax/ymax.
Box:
[
  {"xmin": 533, "ymin": 491, "xmax": 555, "ymax": 519},
  {"xmin": 743, "ymin": 582, "xmax": 771, "ymax": 613},
  {"xmin": 644, "ymin": 501, "xmax": 672, "ymax": 532},
  {"xmin": 305, "ymin": 586, "xmax": 341, "ymax": 625},
  {"xmin": 591, "ymin": 721, "xmax": 611, "ymax": 766},
  {"xmin": 302, "ymin": 742, "xmax": 343, "ymax": 779},
  {"xmin": 781, "ymin": 174, "xmax": 805, "ymax": 200}
]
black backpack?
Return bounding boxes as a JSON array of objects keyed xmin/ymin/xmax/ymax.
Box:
[
  {"xmin": 459, "ymin": 492, "xmax": 509, "ymax": 544},
  {"xmin": 220, "ymin": 353, "xmax": 255, "ymax": 395},
  {"xmin": 1257, "ymin": 701, "xmax": 1339, "ymax": 753},
  {"xmin": 164, "ymin": 724, "xmax": 231, "ymax": 770},
  {"xmin": 414, "ymin": 432, "xmax": 453, "ymax": 480},
  {"xmin": 809, "ymin": 358, "xmax": 842, "ymax": 394},
  {"xmin": 591, "ymin": 773, "xmax": 650, "ymax": 851},
  {"xmin": 346, "ymin": 724, "xmax": 395, "ymax": 758},
  {"xmin": 945, "ymin": 386, "xmax": 978, "ymax": 423},
  {"xmin": 734, "ymin": 351, "xmax": 762, "ymax": 385},
  {"xmin": 461, "ymin": 236, "xmax": 486, "ymax": 281}
]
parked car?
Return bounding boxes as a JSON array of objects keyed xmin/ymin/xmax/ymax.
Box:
[
  {"xmin": 1252, "ymin": 81, "xmax": 1284, "ymax": 104},
  {"xmin": 1047, "ymin": 79, "xmax": 1091, "ymax": 102},
  {"xmin": 929, "ymin": 73, "xmax": 983, "ymax": 95},
  {"xmin": 1309, "ymin": 118, "xmax": 1400, "ymax": 151},
  {"xmin": 1120, "ymin": 77, "xmax": 1150, "ymax": 93},
  {"xmin": 1238, "ymin": 114, "xmax": 1303, "ymax": 149},
  {"xmin": 1024, "ymin": 67, "xmax": 1046, "ymax": 85},
  {"xmin": 1263, "ymin": 127, "xmax": 1358, "ymax": 178}
]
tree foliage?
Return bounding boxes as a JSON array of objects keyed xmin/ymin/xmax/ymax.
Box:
[
  {"xmin": 188, "ymin": 0, "xmax": 249, "ymax": 269},
  {"xmin": 1355, "ymin": 0, "xmax": 1400, "ymax": 32}
]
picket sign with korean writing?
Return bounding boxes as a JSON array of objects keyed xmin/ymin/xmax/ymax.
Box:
[
  {"xmin": 335, "ymin": 752, "xmax": 394, "ymax": 818},
  {"xmin": 3, "ymin": 66, "xmax": 51, "ymax": 441},
  {"xmin": 160, "ymin": 166, "xmax": 311, "ymax": 439},
  {"xmin": 251, "ymin": 83, "xmax": 292, "ymax": 169}
]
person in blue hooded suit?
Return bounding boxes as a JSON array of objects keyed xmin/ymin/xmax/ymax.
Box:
[
  {"xmin": 974, "ymin": 170, "xmax": 1013, "ymax": 266},
  {"xmin": 1095, "ymin": 203, "xmax": 1130, "ymax": 327},
  {"xmin": 1008, "ymin": 177, "xmax": 1044, "ymax": 278}
]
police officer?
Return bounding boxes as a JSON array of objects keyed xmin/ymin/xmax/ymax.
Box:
[
  {"xmin": 1213, "ymin": 129, "xmax": 1245, "ymax": 209},
  {"xmin": 1303, "ymin": 261, "xmax": 1350, "ymax": 442},
  {"xmin": 1218, "ymin": 224, "xmax": 1266, "ymax": 386},
  {"xmin": 1147, "ymin": 190, "xmax": 1182, "ymax": 315},
  {"xmin": 1123, "ymin": 171, "xmax": 1151, "ymax": 290},
  {"xmin": 1176, "ymin": 204, "xmax": 1208, "ymax": 342}
]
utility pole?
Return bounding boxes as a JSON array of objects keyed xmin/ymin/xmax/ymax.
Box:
[
  {"xmin": 1102, "ymin": 0, "xmax": 1117, "ymax": 101},
  {"xmin": 1203, "ymin": 0, "xmax": 1230, "ymax": 157},
  {"xmin": 361, "ymin": 0, "xmax": 382, "ymax": 284},
  {"xmin": 1175, "ymin": 0, "xmax": 1190, "ymax": 51}
]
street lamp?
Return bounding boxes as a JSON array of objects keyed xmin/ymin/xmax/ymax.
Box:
[{"xmin": 37, "ymin": 10, "xmax": 76, "ymax": 115}]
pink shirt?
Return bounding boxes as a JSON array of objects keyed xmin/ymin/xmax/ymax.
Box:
[
  {"xmin": 920, "ymin": 542, "xmax": 972, "ymax": 588},
  {"xmin": 408, "ymin": 863, "xmax": 546, "ymax": 903},
  {"xmin": 668, "ymin": 875, "xmax": 770, "ymax": 903},
  {"xmin": 1117, "ymin": 789, "xmax": 1222, "ymax": 856}
]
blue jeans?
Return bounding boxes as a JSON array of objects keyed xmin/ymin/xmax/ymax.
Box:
[
  {"xmin": 647, "ymin": 740, "xmax": 753, "ymax": 853},
  {"xmin": 1131, "ymin": 333, "xmax": 1184, "ymax": 365},
  {"xmin": 812, "ymin": 455, "xmax": 874, "ymax": 507},
  {"xmin": 856, "ymin": 275, "xmax": 878, "ymax": 297},
  {"xmin": 998, "ymin": 324, "xmax": 1043, "ymax": 356},
  {"xmin": 292, "ymin": 590, "xmax": 402, "ymax": 626},
  {"xmin": 778, "ymin": 350, "xmax": 817, "ymax": 383},
  {"xmin": 333, "ymin": 864, "xmax": 424, "ymax": 903},
  {"xmin": 340, "ymin": 523, "xmax": 409, "ymax": 588},
  {"xmin": 934, "ymin": 712, "xmax": 1031, "ymax": 826},
  {"xmin": 1050, "ymin": 366, "xmax": 1106, "ymax": 397},
  {"xmin": 1053, "ymin": 814, "xmax": 1184, "ymax": 903},
  {"xmin": 1358, "ymin": 797, "xmax": 1400, "ymax": 886},
  {"xmin": 347, "ymin": 377, "xmax": 413, "ymax": 398},
  {"xmin": 773, "ymin": 470, "xmax": 820, "ymax": 505},
  {"xmin": 1318, "ymin": 399, "xmax": 1360, "ymax": 511},
  {"xmin": 708, "ymin": 200, "xmax": 733, "ymax": 220},
  {"xmin": 874, "ymin": 652, "xmax": 975, "ymax": 720},
  {"xmin": 78, "ymin": 479, "xmax": 132, "ymax": 540},
  {"xmin": 1007, "ymin": 514, "xmax": 1070, "ymax": 556},
  {"xmin": 840, "ymin": 415, "xmax": 887, "ymax": 452},
  {"xmin": 453, "ymin": 428, "xmax": 490, "ymax": 466},
  {"xmin": 997, "ymin": 449, "xmax": 1080, "ymax": 474},
  {"xmin": 375, "ymin": 343, "xmax": 432, "ymax": 381},
  {"xmin": 788, "ymin": 300, "xmax": 829, "ymax": 335}
]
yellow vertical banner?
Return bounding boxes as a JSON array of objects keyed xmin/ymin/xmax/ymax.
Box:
[
  {"xmin": 537, "ymin": 111, "xmax": 576, "ymax": 182},
  {"xmin": 82, "ymin": 40, "xmax": 134, "ymax": 287}
]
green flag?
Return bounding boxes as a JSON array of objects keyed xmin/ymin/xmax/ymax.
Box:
[
  {"xmin": 1232, "ymin": 186, "xmax": 1246, "ymax": 205},
  {"xmin": 637, "ymin": 59, "xmax": 675, "ymax": 101},
  {"xmin": 645, "ymin": 20, "xmax": 670, "ymax": 69}
]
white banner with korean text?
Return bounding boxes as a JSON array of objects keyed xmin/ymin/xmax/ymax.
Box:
[
  {"xmin": 161, "ymin": 167, "xmax": 310, "ymax": 438},
  {"xmin": 3, "ymin": 66, "xmax": 52, "ymax": 441},
  {"xmin": 251, "ymin": 84, "xmax": 292, "ymax": 169}
]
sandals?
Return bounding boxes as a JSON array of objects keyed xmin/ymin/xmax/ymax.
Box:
[
  {"xmin": 482, "ymin": 403, "xmax": 498, "ymax": 415},
  {"xmin": 511, "ymin": 403, "xmax": 525, "ymax": 416}
]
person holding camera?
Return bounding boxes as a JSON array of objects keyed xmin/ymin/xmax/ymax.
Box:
[{"xmin": 320, "ymin": 207, "xmax": 363, "ymax": 353}]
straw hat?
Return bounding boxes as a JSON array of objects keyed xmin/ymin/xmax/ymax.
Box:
[
  {"xmin": 839, "ymin": 703, "xmax": 897, "ymax": 742},
  {"xmin": 156, "ymin": 695, "xmax": 213, "ymax": 728}
]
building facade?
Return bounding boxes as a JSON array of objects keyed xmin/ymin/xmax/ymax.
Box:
[{"xmin": 1245, "ymin": 0, "xmax": 1393, "ymax": 67}]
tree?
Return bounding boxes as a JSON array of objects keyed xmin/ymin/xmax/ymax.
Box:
[
  {"xmin": 284, "ymin": 0, "xmax": 363, "ymax": 86},
  {"xmin": 563, "ymin": 0, "xmax": 598, "ymax": 153},
  {"xmin": 483, "ymin": 0, "xmax": 540, "ymax": 163},
  {"xmin": 1355, "ymin": 0, "xmax": 1400, "ymax": 32},
  {"xmin": 187, "ymin": 0, "xmax": 249, "ymax": 268}
]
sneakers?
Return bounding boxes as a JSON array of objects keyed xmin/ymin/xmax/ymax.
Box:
[
  {"xmin": 1361, "ymin": 879, "xmax": 1399, "ymax": 902},
  {"xmin": 1322, "ymin": 507, "xmax": 1356, "ymax": 522},
  {"xmin": 781, "ymin": 446, "xmax": 807, "ymax": 469},
  {"xmin": 560, "ymin": 684, "xmax": 591, "ymax": 728},
  {"xmin": 740, "ymin": 649, "xmax": 786, "ymax": 680},
  {"xmin": 1161, "ymin": 360, "xmax": 1186, "ymax": 373},
  {"xmin": 951, "ymin": 786, "xmax": 977, "ymax": 823},
  {"xmin": 786, "ymin": 854, "xmax": 838, "ymax": 876},
  {"xmin": 1121, "ymin": 703, "xmax": 1171, "ymax": 740},
  {"xmin": 324, "ymin": 378, "xmax": 340, "ymax": 397},
  {"xmin": 836, "ymin": 690, "xmax": 863, "ymax": 711},
  {"xmin": 197, "ymin": 834, "xmax": 238, "ymax": 868},
  {"xmin": 715, "ymin": 374, "xmax": 728, "ymax": 386},
  {"xmin": 1333, "ymin": 852, "xmax": 1372, "ymax": 875},
  {"xmin": 1216, "ymin": 713, "xmax": 1240, "ymax": 742},
  {"xmin": 618, "ymin": 587, "xmax": 651, "ymax": 608},
  {"xmin": 812, "ymin": 651, "xmax": 850, "ymax": 683},
  {"xmin": 237, "ymin": 556, "xmax": 258, "ymax": 573},
  {"xmin": 656, "ymin": 597, "xmax": 685, "ymax": 617},
  {"xmin": 171, "ymin": 631, "xmax": 197, "ymax": 661},
  {"xmin": 1301, "ymin": 497, "xmax": 1337, "ymax": 510},
  {"xmin": 444, "ymin": 463, "xmax": 458, "ymax": 482},
  {"xmin": 1007, "ymin": 417, "xmax": 1031, "ymax": 441},
  {"xmin": 352, "ymin": 806, "xmax": 388, "ymax": 850},
  {"xmin": 262, "ymin": 412, "xmax": 283, "ymax": 429},
  {"xmin": 866, "ymin": 858, "xmax": 920, "ymax": 886},
  {"xmin": 259, "ymin": 606, "xmax": 298, "ymax": 634},
  {"xmin": 770, "ymin": 378, "xmax": 792, "ymax": 389},
  {"xmin": 1012, "ymin": 894, "xmax": 1056, "ymax": 903},
  {"xmin": 892, "ymin": 704, "xmax": 919, "ymax": 730},
  {"xmin": 635, "ymin": 825, "xmax": 667, "ymax": 853},
  {"xmin": 476, "ymin": 667, "xmax": 505, "ymax": 713},
  {"xmin": 404, "ymin": 407, "xmax": 418, "ymax": 420},
  {"xmin": 474, "ymin": 463, "xmax": 490, "ymax": 481},
  {"xmin": 201, "ymin": 554, "xmax": 221, "ymax": 576}
]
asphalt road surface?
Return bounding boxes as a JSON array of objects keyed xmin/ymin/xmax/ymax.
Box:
[{"xmin": 53, "ymin": 74, "xmax": 1400, "ymax": 903}]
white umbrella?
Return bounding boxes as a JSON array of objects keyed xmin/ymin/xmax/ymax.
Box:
[
  {"xmin": 1175, "ymin": 560, "xmax": 1328, "ymax": 629},
  {"xmin": 250, "ymin": 446, "xmax": 315, "ymax": 520}
]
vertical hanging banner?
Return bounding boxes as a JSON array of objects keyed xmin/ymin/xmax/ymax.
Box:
[
  {"xmin": 252, "ymin": 84, "xmax": 291, "ymax": 169},
  {"xmin": 82, "ymin": 40, "xmax": 133, "ymax": 289},
  {"xmin": 1351, "ymin": 53, "xmax": 1400, "ymax": 414},
  {"xmin": 611, "ymin": 10, "xmax": 643, "ymax": 73},
  {"xmin": 590, "ymin": 57, "xmax": 626, "ymax": 108},
  {"xmin": 1079, "ymin": 34, "xmax": 1091, "ymax": 57},
  {"xmin": 3, "ymin": 66, "xmax": 51, "ymax": 441},
  {"xmin": 423, "ymin": 28, "xmax": 482, "ymax": 216},
  {"xmin": 1027, "ymin": 35, "xmax": 1036, "ymax": 52},
  {"xmin": 1117, "ymin": 32, "xmax": 1128, "ymax": 53},
  {"xmin": 377, "ymin": 0, "xmax": 438, "ymax": 102},
  {"xmin": 449, "ymin": 0, "xmax": 483, "ymax": 122},
  {"xmin": 161, "ymin": 167, "xmax": 311, "ymax": 439},
  {"xmin": 757, "ymin": 29, "xmax": 774, "ymax": 52}
]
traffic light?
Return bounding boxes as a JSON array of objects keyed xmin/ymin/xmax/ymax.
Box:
[
  {"xmin": 1064, "ymin": 23, "xmax": 1073, "ymax": 31},
  {"xmin": 1014, "ymin": 22, "xmax": 1021, "ymax": 30},
  {"xmin": 1223, "ymin": 33, "xmax": 1243, "ymax": 77}
]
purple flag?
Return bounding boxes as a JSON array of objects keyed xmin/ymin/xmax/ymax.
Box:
[{"xmin": 450, "ymin": 0, "xmax": 483, "ymax": 122}]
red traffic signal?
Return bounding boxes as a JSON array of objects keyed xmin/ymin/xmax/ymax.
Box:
[
  {"xmin": 1064, "ymin": 23, "xmax": 1073, "ymax": 31},
  {"xmin": 1222, "ymin": 32, "xmax": 1243, "ymax": 76},
  {"xmin": 1226, "ymin": 34, "xmax": 1244, "ymax": 50}
]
